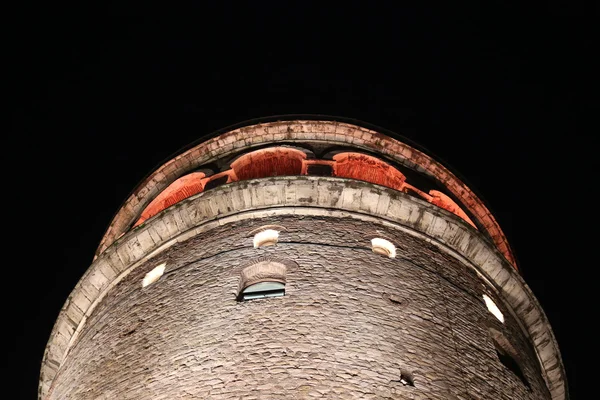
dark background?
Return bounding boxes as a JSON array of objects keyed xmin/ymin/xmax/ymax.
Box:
[{"xmin": 7, "ymin": 2, "xmax": 596, "ymax": 398}]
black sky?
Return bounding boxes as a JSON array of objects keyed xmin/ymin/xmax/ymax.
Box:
[{"xmin": 7, "ymin": 2, "xmax": 596, "ymax": 398}]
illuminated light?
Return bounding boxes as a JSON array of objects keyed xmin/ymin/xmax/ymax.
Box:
[
  {"xmin": 332, "ymin": 152, "xmax": 406, "ymax": 191},
  {"xmin": 483, "ymin": 294, "xmax": 505, "ymax": 323},
  {"xmin": 253, "ymin": 229, "xmax": 279, "ymax": 248},
  {"xmin": 142, "ymin": 263, "xmax": 166, "ymax": 288},
  {"xmin": 134, "ymin": 172, "xmax": 206, "ymax": 227},
  {"xmin": 371, "ymin": 238, "xmax": 396, "ymax": 258},
  {"xmin": 428, "ymin": 190, "xmax": 477, "ymax": 228},
  {"xmin": 231, "ymin": 147, "xmax": 306, "ymax": 180}
]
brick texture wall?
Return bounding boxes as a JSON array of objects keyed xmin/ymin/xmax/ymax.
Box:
[{"xmin": 48, "ymin": 216, "xmax": 549, "ymax": 399}]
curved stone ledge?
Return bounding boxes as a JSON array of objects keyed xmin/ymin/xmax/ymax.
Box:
[
  {"xmin": 95, "ymin": 119, "xmax": 516, "ymax": 268},
  {"xmin": 41, "ymin": 177, "xmax": 565, "ymax": 400}
]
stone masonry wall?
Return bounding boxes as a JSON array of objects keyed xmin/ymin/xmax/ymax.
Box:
[{"xmin": 48, "ymin": 216, "xmax": 549, "ymax": 400}]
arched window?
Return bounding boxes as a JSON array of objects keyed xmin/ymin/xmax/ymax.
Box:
[
  {"xmin": 428, "ymin": 190, "xmax": 476, "ymax": 228},
  {"xmin": 230, "ymin": 147, "xmax": 306, "ymax": 180},
  {"xmin": 134, "ymin": 172, "xmax": 206, "ymax": 227},
  {"xmin": 237, "ymin": 257, "xmax": 292, "ymax": 301},
  {"xmin": 489, "ymin": 328, "xmax": 530, "ymax": 389},
  {"xmin": 306, "ymin": 163, "xmax": 333, "ymax": 176},
  {"xmin": 203, "ymin": 174, "xmax": 230, "ymax": 191},
  {"xmin": 332, "ymin": 152, "xmax": 406, "ymax": 191}
]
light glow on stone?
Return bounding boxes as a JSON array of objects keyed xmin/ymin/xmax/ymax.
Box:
[
  {"xmin": 142, "ymin": 263, "xmax": 166, "ymax": 287},
  {"xmin": 483, "ymin": 294, "xmax": 505, "ymax": 323},
  {"xmin": 253, "ymin": 229, "xmax": 279, "ymax": 248},
  {"xmin": 371, "ymin": 238, "xmax": 396, "ymax": 258}
]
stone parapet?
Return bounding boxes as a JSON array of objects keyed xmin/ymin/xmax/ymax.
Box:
[{"xmin": 95, "ymin": 119, "xmax": 516, "ymax": 268}]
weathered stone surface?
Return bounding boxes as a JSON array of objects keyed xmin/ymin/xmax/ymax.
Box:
[
  {"xmin": 48, "ymin": 216, "xmax": 549, "ymax": 400},
  {"xmin": 40, "ymin": 177, "xmax": 566, "ymax": 400}
]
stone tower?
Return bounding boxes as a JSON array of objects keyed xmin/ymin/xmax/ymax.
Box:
[{"xmin": 40, "ymin": 117, "xmax": 567, "ymax": 399}]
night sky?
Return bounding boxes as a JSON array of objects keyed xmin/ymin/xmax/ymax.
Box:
[{"xmin": 7, "ymin": 2, "xmax": 596, "ymax": 398}]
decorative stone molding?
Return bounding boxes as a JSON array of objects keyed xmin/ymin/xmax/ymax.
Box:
[{"xmin": 237, "ymin": 257, "xmax": 290, "ymax": 299}]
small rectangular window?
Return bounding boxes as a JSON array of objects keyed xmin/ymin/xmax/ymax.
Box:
[{"xmin": 242, "ymin": 282, "xmax": 285, "ymax": 301}]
